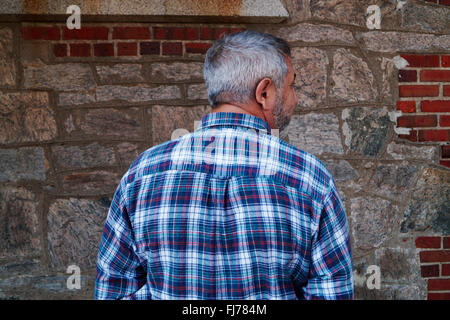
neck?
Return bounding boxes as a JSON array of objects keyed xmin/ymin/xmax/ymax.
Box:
[{"xmin": 211, "ymin": 103, "xmax": 267, "ymax": 123}]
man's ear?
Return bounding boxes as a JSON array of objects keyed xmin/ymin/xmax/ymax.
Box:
[{"xmin": 255, "ymin": 78, "xmax": 274, "ymax": 110}]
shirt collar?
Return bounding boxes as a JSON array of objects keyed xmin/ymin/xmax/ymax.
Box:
[{"xmin": 195, "ymin": 112, "xmax": 272, "ymax": 135}]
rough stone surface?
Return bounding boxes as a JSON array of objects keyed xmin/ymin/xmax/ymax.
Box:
[
  {"xmin": 0, "ymin": 259, "xmax": 40, "ymax": 278},
  {"xmin": 151, "ymin": 105, "xmax": 211, "ymax": 145},
  {"xmin": 287, "ymin": 113, "xmax": 344, "ymax": 156},
  {"xmin": 375, "ymin": 247, "xmax": 419, "ymax": 283},
  {"xmin": 24, "ymin": 62, "xmax": 96, "ymax": 91},
  {"xmin": 51, "ymin": 143, "xmax": 116, "ymax": 171},
  {"xmin": 359, "ymin": 32, "xmax": 450, "ymax": 53},
  {"xmin": 322, "ymin": 159, "xmax": 359, "ymax": 182},
  {"xmin": 58, "ymin": 92, "xmax": 96, "ymax": 106},
  {"xmin": 96, "ymin": 64, "xmax": 144, "ymax": 83},
  {"xmin": 96, "ymin": 84, "xmax": 181, "ymax": 103},
  {"xmin": 355, "ymin": 284, "xmax": 423, "ymax": 300},
  {"xmin": 291, "ymin": 47, "xmax": 328, "ymax": 109},
  {"xmin": 0, "ymin": 147, "xmax": 46, "ymax": 182},
  {"xmin": 380, "ymin": 57, "xmax": 396, "ymax": 103},
  {"xmin": 150, "ymin": 62, "xmax": 204, "ymax": 82},
  {"xmin": 116, "ymin": 142, "xmax": 141, "ymax": 169},
  {"xmin": 276, "ymin": 23, "xmax": 354, "ymax": 44},
  {"xmin": 61, "ymin": 171, "xmax": 122, "ymax": 195},
  {"xmin": 369, "ymin": 162, "xmax": 420, "ymax": 201},
  {"xmin": 400, "ymin": 168, "xmax": 450, "ymax": 234},
  {"xmin": 350, "ymin": 197, "xmax": 398, "ymax": 250},
  {"xmin": 72, "ymin": 108, "xmax": 143, "ymax": 139},
  {"xmin": 342, "ymin": 107, "xmax": 391, "ymax": 157},
  {"xmin": 47, "ymin": 198, "xmax": 110, "ymax": 271},
  {"xmin": 331, "ymin": 49, "xmax": 377, "ymax": 103},
  {"xmin": 0, "ymin": 187, "xmax": 40, "ymax": 258},
  {"xmin": 187, "ymin": 83, "xmax": 208, "ymax": 100},
  {"xmin": 0, "ymin": 27, "xmax": 16, "ymax": 87},
  {"xmin": 386, "ymin": 142, "xmax": 437, "ymax": 161},
  {"xmin": 402, "ymin": 2, "xmax": 450, "ymax": 34},
  {"xmin": 0, "ymin": 91, "xmax": 57, "ymax": 145}
]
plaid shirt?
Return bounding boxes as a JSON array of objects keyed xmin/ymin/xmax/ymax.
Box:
[{"xmin": 95, "ymin": 112, "xmax": 353, "ymax": 300}]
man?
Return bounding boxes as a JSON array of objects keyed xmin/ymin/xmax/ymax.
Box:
[{"xmin": 95, "ymin": 30, "xmax": 353, "ymax": 300}]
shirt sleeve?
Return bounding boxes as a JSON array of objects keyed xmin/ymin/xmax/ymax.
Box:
[
  {"xmin": 302, "ymin": 175, "xmax": 354, "ymax": 300},
  {"xmin": 94, "ymin": 178, "xmax": 149, "ymax": 300}
]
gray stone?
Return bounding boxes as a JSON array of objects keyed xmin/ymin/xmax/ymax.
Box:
[
  {"xmin": 151, "ymin": 105, "xmax": 211, "ymax": 145},
  {"xmin": 0, "ymin": 91, "xmax": 57, "ymax": 145},
  {"xmin": 96, "ymin": 84, "xmax": 181, "ymax": 103},
  {"xmin": 96, "ymin": 64, "xmax": 144, "ymax": 83},
  {"xmin": 187, "ymin": 83, "xmax": 208, "ymax": 100},
  {"xmin": 369, "ymin": 162, "xmax": 420, "ymax": 201},
  {"xmin": 0, "ymin": 27, "xmax": 16, "ymax": 87},
  {"xmin": 58, "ymin": 92, "xmax": 96, "ymax": 106},
  {"xmin": 24, "ymin": 62, "xmax": 96, "ymax": 91},
  {"xmin": 386, "ymin": 142, "xmax": 437, "ymax": 161},
  {"xmin": 322, "ymin": 159, "xmax": 359, "ymax": 182},
  {"xmin": 359, "ymin": 32, "xmax": 450, "ymax": 53},
  {"xmin": 331, "ymin": 49, "xmax": 377, "ymax": 103},
  {"xmin": 375, "ymin": 247, "xmax": 420, "ymax": 283},
  {"xmin": 116, "ymin": 142, "xmax": 140, "ymax": 168},
  {"xmin": 380, "ymin": 57, "xmax": 395, "ymax": 103},
  {"xmin": 402, "ymin": 2, "xmax": 450, "ymax": 34},
  {"xmin": 287, "ymin": 113, "xmax": 344, "ymax": 156},
  {"xmin": 61, "ymin": 171, "xmax": 122, "ymax": 195},
  {"xmin": 51, "ymin": 143, "xmax": 116, "ymax": 171},
  {"xmin": 342, "ymin": 107, "xmax": 391, "ymax": 157},
  {"xmin": 150, "ymin": 62, "xmax": 204, "ymax": 82},
  {"xmin": 355, "ymin": 284, "xmax": 423, "ymax": 300},
  {"xmin": 291, "ymin": 47, "xmax": 328, "ymax": 109},
  {"xmin": 0, "ymin": 187, "xmax": 40, "ymax": 258},
  {"xmin": 0, "ymin": 147, "xmax": 46, "ymax": 182},
  {"xmin": 350, "ymin": 197, "xmax": 398, "ymax": 250},
  {"xmin": 78, "ymin": 108, "xmax": 143, "ymax": 139},
  {"xmin": 276, "ymin": 23, "xmax": 354, "ymax": 44},
  {"xmin": 0, "ymin": 259, "xmax": 40, "ymax": 278},
  {"xmin": 47, "ymin": 198, "xmax": 110, "ymax": 270},
  {"xmin": 400, "ymin": 168, "xmax": 450, "ymax": 234}
]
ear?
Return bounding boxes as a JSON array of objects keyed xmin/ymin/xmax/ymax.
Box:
[{"xmin": 255, "ymin": 78, "xmax": 276, "ymax": 111}]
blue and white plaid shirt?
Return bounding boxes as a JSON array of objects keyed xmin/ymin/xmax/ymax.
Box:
[{"xmin": 95, "ymin": 112, "xmax": 354, "ymax": 300}]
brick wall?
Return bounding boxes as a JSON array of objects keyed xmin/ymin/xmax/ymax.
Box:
[
  {"xmin": 416, "ymin": 236, "xmax": 450, "ymax": 299},
  {"xmin": 397, "ymin": 54, "xmax": 450, "ymax": 168}
]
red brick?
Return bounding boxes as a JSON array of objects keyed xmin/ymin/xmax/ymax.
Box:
[
  {"xmin": 444, "ymin": 85, "xmax": 450, "ymax": 96},
  {"xmin": 399, "ymin": 85, "xmax": 439, "ymax": 97},
  {"xmin": 443, "ymin": 263, "xmax": 450, "ymax": 276},
  {"xmin": 53, "ymin": 43, "xmax": 67, "ymax": 57},
  {"xmin": 420, "ymin": 250, "xmax": 450, "ymax": 262},
  {"xmin": 428, "ymin": 292, "xmax": 450, "ymax": 300},
  {"xmin": 401, "ymin": 54, "xmax": 440, "ymax": 68},
  {"xmin": 421, "ymin": 70, "xmax": 450, "ymax": 82},
  {"xmin": 418, "ymin": 130, "xmax": 450, "ymax": 142},
  {"xmin": 445, "ymin": 237, "xmax": 450, "ymax": 249},
  {"xmin": 140, "ymin": 42, "xmax": 160, "ymax": 55},
  {"xmin": 62, "ymin": 27, "xmax": 108, "ymax": 40},
  {"xmin": 214, "ymin": 28, "xmax": 230, "ymax": 39},
  {"xmin": 21, "ymin": 26, "xmax": 60, "ymax": 40},
  {"xmin": 230, "ymin": 28, "xmax": 246, "ymax": 33},
  {"xmin": 440, "ymin": 0, "xmax": 450, "ymax": 5},
  {"xmin": 398, "ymin": 129, "xmax": 417, "ymax": 142},
  {"xmin": 70, "ymin": 43, "xmax": 91, "ymax": 57},
  {"xmin": 117, "ymin": 42, "xmax": 137, "ymax": 56},
  {"xmin": 441, "ymin": 160, "xmax": 450, "ymax": 168},
  {"xmin": 421, "ymin": 264, "xmax": 440, "ymax": 277},
  {"xmin": 162, "ymin": 42, "xmax": 182, "ymax": 56},
  {"xmin": 112, "ymin": 27, "xmax": 150, "ymax": 39},
  {"xmin": 398, "ymin": 115, "xmax": 437, "ymax": 128},
  {"xmin": 428, "ymin": 279, "xmax": 450, "ymax": 291},
  {"xmin": 441, "ymin": 115, "xmax": 450, "ymax": 127},
  {"xmin": 398, "ymin": 70, "xmax": 417, "ymax": 82},
  {"xmin": 200, "ymin": 28, "xmax": 215, "ymax": 40},
  {"xmin": 442, "ymin": 55, "xmax": 450, "ymax": 67},
  {"xmin": 443, "ymin": 146, "xmax": 450, "ymax": 158},
  {"xmin": 185, "ymin": 42, "xmax": 212, "ymax": 54},
  {"xmin": 154, "ymin": 27, "xmax": 198, "ymax": 40},
  {"xmin": 421, "ymin": 100, "xmax": 450, "ymax": 112},
  {"xmin": 93, "ymin": 43, "xmax": 114, "ymax": 56},
  {"xmin": 416, "ymin": 236, "xmax": 442, "ymax": 248},
  {"xmin": 397, "ymin": 101, "xmax": 416, "ymax": 113}
]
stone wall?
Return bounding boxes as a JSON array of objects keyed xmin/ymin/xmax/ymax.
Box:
[{"xmin": 0, "ymin": 0, "xmax": 449, "ymax": 299}]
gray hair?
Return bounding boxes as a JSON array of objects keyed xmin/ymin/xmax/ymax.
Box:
[{"xmin": 203, "ymin": 30, "xmax": 291, "ymax": 108}]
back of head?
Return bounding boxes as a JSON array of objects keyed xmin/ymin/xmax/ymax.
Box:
[{"xmin": 203, "ymin": 30, "xmax": 291, "ymax": 108}]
